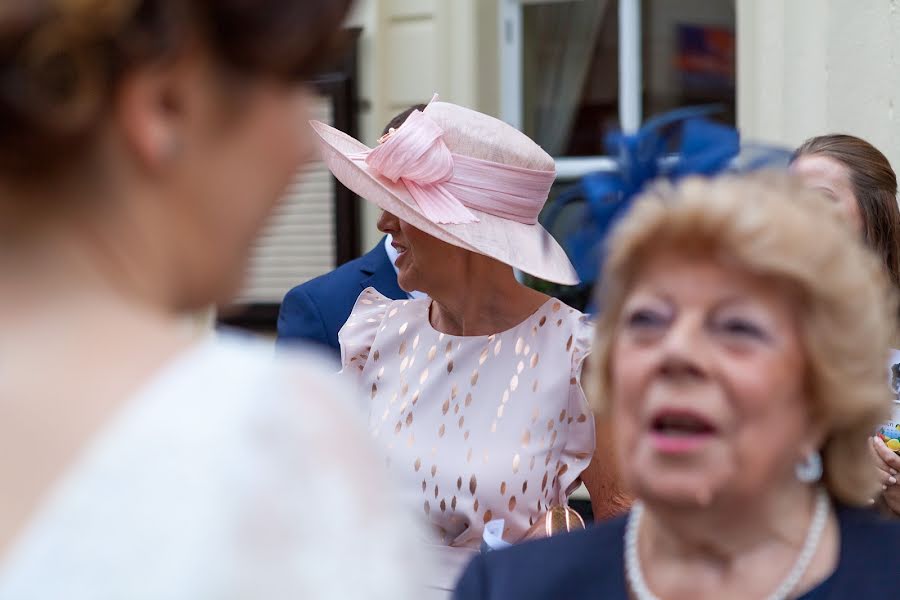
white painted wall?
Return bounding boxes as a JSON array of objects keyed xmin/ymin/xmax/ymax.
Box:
[
  {"xmin": 738, "ymin": 0, "xmax": 900, "ymax": 168},
  {"xmin": 348, "ymin": 0, "xmax": 499, "ymax": 251}
]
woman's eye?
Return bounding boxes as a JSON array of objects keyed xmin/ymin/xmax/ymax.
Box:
[
  {"xmin": 625, "ymin": 309, "xmax": 666, "ymax": 329},
  {"xmin": 717, "ymin": 318, "xmax": 768, "ymax": 340}
]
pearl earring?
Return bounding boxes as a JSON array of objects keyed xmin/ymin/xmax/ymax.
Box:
[{"xmin": 795, "ymin": 450, "xmax": 823, "ymax": 483}]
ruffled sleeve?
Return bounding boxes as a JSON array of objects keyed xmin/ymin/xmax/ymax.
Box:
[
  {"xmin": 558, "ymin": 313, "xmax": 596, "ymax": 501},
  {"xmin": 338, "ymin": 287, "xmax": 392, "ymax": 385}
]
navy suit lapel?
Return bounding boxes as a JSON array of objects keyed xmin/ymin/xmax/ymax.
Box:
[{"xmin": 358, "ymin": 237, "xmax": 407, "ymax": 301}]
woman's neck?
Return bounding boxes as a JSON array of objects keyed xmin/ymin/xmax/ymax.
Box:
[
  {"xmin": 637, "ymin": 484, "xmax": 839, "ymax": 598},
  {"xmin": 0, "ymin": 189, "xmax": 180, "ymax": 315},
  {"xmin": 427, "ymin": 260, "xmax": 549, "ymax": 336}
]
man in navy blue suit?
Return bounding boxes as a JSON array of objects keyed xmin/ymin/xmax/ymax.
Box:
[{"xmin": 277, "ymin": 105, "xmax": 426, "ymax": 358}]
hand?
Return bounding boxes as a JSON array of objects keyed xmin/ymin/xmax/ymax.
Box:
[{"xmin": 870, "ymin": 435, "xmax": 900, "ymax": 515}]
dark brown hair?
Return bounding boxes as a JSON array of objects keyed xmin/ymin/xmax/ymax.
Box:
[
  {"xmin": 0, "ymin": 0, "xmax": 352, "ymax": 180},
  {"xmin": 793, "ymin": 134, "xmax": 900, "ymax": 297},
  {"xmin": 381, "ymin": 103, "xmax": 427, "ymax": 136}
]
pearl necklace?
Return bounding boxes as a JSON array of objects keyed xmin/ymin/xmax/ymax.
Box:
[{"xmin": 624, "ymin": 488, "xmax": 830, "ymax": 600}]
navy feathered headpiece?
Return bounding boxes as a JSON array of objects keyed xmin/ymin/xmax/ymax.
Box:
[{"xmin": 542, "ymin": 106, "xmax": 790, "ymax": 293}]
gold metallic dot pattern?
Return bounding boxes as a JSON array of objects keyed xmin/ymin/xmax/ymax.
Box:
[{"xmin": 363, "ymin": 294, "xmax": 590, "ymax": 546}]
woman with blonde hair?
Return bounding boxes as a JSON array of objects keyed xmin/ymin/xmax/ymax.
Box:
[
  {"xmin": 0, "ymin": 1, "xmax": 422, "ymax": 598},
  {"xmin": 456, "ymin": 173, "xmax": 900, "ymax": 598}
]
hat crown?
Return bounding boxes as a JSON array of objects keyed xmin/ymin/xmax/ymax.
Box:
[{"xmin": 423, "ymin": 102, "xmax": 555, "ymax": 173}]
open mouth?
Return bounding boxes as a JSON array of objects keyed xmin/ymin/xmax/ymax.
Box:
[
  {"xmin": 391, "ymin": 242, "xmax": 408, "ymax": 255},
  {"xmin": 651, "ymin": 411, "xmax": 716, "ymax": 436},
  {"xmin": 647, "ymin": 409, "xmax": 717, "ymax": 452}
]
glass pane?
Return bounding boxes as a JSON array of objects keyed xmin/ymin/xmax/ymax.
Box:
[{"xmin": 522, "ymin": 0, "xmax": 736, "ymax": 158}]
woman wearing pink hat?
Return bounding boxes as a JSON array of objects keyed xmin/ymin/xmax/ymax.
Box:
[{"xmin": 311, "ymin": 98, "xmax": 627, "ymax": 594}]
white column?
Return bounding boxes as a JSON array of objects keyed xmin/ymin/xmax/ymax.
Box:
[{"xmin": 738, "ymin": 0, "xmax": 900, "ymax": 168}]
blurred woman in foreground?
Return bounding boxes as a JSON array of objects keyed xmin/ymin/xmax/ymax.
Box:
[
  {"xmin": 455, "ymin": 174, "xmax": 900, "ymax": 598},
  {"xmin": 0, "ymin": 1, "xmax": 420, "ymax": 598}
]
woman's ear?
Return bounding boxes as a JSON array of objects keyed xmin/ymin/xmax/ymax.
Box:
[{"xmin": 113, "ymin": 55, "xmax": 202, "ymax": 172}]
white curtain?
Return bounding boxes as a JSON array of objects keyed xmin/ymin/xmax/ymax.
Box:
[{"xmin": 530, "ymin": 0, "xmax": 611, "ymax": 156}]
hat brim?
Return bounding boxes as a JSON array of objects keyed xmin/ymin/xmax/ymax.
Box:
[{"xmin": 310, "ymin": 120, "xmax": 580, "ymax": 286}]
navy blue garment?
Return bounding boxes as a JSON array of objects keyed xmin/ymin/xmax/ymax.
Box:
[
  {"xmin": 276, "ymin": 237, "xmax": 407, "ymax": 357},
  {"xmin": 454, "ymin": 505, "xmax": 900, "ymax": 599}
]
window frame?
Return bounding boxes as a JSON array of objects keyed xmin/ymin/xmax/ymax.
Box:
[{"xmin": 498, "ymin": 0, "xmax": 643, "ymax": 180}]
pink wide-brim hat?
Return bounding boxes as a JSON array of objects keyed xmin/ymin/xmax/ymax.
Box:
[{"xmin": 309, "ymin": 100, "xmax": 579, "ymax": 286}]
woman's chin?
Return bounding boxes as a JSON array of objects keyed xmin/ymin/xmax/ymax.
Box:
[{"xmin": 632, "ymin": 472, "xmax": 725, "ymax": 509}]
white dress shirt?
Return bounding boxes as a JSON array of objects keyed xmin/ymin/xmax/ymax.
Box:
[{"xmin": 384, "ymin": 235, "xmax": 428, "ymax": 300}]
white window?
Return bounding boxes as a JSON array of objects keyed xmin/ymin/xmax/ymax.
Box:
[{"xmin": 499, "ymin": 0, "xmax": 736, "ymax": 181}]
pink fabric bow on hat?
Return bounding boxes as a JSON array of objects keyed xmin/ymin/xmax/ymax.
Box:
[{"xmin": 360, "ymin": 101, "xmax": 556, "ymax": 225}]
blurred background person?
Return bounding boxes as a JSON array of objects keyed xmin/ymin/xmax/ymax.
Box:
[
  {"xmin": 277, "ymin": 104, "xmax": 427, "ymax": 359},
  {"xmin": 455, "ymin": 174, "xmax": 900, "ymax": 598},
  {"xmin": 312, "ymin": 100, "xmax": 629, "ymax": 597},
  {"xmin": 791, "ymin": 134, "xmax": 900, "ymax": 517},
  {"xmin": 0, "ymin": 1, "xmax": 423, "ymax": 598}
]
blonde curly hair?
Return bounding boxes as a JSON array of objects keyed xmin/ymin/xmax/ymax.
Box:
[{"xmin": 590, "ymin": 172, "xmax": 897, "ymax": 506}]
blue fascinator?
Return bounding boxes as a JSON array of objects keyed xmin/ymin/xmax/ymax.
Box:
[{"xmin": 541, "ymin": 106, "xmax": 791, "ymax": 300}]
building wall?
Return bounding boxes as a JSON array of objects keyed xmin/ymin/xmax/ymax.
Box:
[
  {"xmin": 738, "ymin": 0, "xmax": 900, "ymax": 168},
  {"xmin": 348, "ymin": 0, "xmax": 500, "ymax": 251}
]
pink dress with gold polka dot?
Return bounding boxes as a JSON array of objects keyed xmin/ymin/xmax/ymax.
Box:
[{"xmin": 340, "ymin": 287, "xmax": 595, "ymax": 592}]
